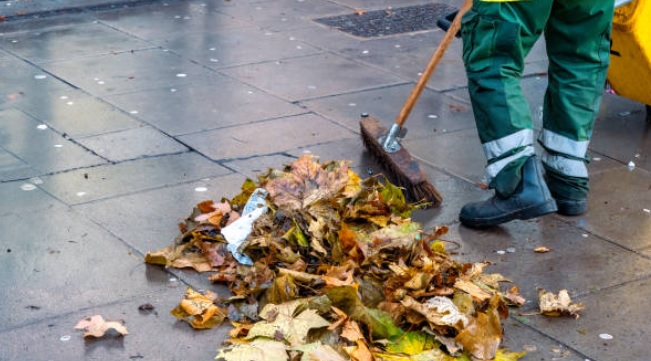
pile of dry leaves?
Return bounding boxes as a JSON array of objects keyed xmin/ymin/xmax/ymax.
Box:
[{"xmin": 145, "ymin": 155, "xmax": 531, "ymax": 361}]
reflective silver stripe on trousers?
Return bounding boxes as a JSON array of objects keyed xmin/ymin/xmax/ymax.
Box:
[
  {"xmin": 485, "ymin": 146, "xmax": 536, "ymax": 183},
  {"xmin": 541, "ymin": 153, "xmax": 589, "ymax": 178},
  {"xmin": 538, "ymin": 129, "xmax": 589, "ymax": 158},
  {"xmin": 482, "ymin": 129, "xmax": 534, "ymax": 160}
]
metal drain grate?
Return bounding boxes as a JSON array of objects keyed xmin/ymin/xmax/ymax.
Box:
[{"xmin": 314, "ymin": 3, "xmax": 456, "ymax": 38}]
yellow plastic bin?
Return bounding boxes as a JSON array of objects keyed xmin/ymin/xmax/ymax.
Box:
[{"xmin": 607, "ymin": 0, "xmax": 651, "ymax": 115}]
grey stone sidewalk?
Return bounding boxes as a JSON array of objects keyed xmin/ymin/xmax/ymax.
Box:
[{"xmin": 1, "ymin": 0, "xmax": 650, "ymax": 360}]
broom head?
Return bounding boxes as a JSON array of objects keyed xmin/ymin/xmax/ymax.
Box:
[{"xmin": 360, "ymin": 116, "xmax": 442, "ymax": 207}]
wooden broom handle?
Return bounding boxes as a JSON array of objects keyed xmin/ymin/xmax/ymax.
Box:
[{"xmin": 394, "ymin": 0, "xmax": 473, "ymax": 127}]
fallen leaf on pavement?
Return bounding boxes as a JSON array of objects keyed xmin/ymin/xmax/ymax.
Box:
[
  {"xmin": 534, "ymin": 246, "xmax": 550, "ymax": 253},
  {"xmin": 74, "ymin": 315, "xmax": 128, "ymax": 338},
  {"xmin": 538, "ymin": 289, "xmax": 585, "ymax": 319}
]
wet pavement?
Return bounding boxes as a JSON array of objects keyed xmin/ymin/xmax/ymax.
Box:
[{"xmin": 1, "ymin": 0, "xmax": 650, "ymax": 360}]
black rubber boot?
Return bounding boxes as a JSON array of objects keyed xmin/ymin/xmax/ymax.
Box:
[{"xmin": 460, "ymin": 156, "xmax": 558, "ymax": 228}]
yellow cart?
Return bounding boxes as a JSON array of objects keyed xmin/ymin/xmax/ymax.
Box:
[{"xmin": 608, "ymin": 0, "xmax": 651, "ymax": 122}]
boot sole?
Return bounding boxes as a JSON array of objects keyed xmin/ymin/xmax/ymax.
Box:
[{"xmin": 460, "ymin": 199, "xmax": 558, "ymax": 228}]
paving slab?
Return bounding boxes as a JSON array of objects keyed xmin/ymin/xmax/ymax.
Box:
[
  {"xmin": 291, "ymin": 17, "xmax": 548, "ymax": 91},
  {"xmin": 0, "ymin": 148, "xmax": 40, "ymax": 181},
  {"xmin": 37, "ymin": 152, "xmax": 231, "ymax": 205},
  {"xmin": 0, "ymin": 108, "xmax": 106, "ymax": 174},
  {"xmin": 41, "ymin": 48, "xmax": 224, "ymax": 97},
  {"xmin": 0, "ymin": 19, "xmax": 154, "ymax": 63},
  {"xmin": 286, "ymin": 137, "xmax": 382, "ymax": 174},
  {"xmin": 300, "ymin": 83, "xmax": 476, "ymax": 139},
  {"xmin": 0, "ymin": 206, "xmax": 173, "ymax": 330},
  {"xmin": 222, "ymin": 153, "xmax": 299, "ymax": 180},
  {"xmin": 576, "ymin": 167, "xmax": 651, "ymax": 252},
  {"xmin": 179, "ymin": 113, "xmax": 358, "ymax": 160},
  {"xmin": 220, "ymin": 52, "xmax": 406, "ymax": 102},
  {"xmin": 591, "ymin": 93, "xmax": 651, "ymax": 172},
  {"xmin": 522, "ymin": 277, "xmax": 651, "ymax": 361},
  {"xmin": 500, "ymin": 318, "xmax": 588, "ymax": 361},
  {"xmin": 0, "ymin": 56, "xmax": 76, "ymax": 109},
  {"xmin": 158, "ymin": 27, "xmax": 322, "ymax": 70},
  {"xmin": 214, "ymin": 0, "xmax": 352, "ymax": 32},
  {"xmin": 0, "ymin": 182, "xmax": 64, "ymax": 216},
  {"xmin": 327, "ymin": 0, "xmax": 455, "ymax": 10},
  {"xmin": 17, "ymin": 91, "xmax": 144, "ymax": 138},
  {"xmin": 0, "ymin": 0, "xmax": 649, "ymax": 360},
  {"xmin": 96, "ymin": 1, "xmax": 252, "ymax": 41},
  {"xmin": 103, "ymin": 73, "xmax": 307, "ymax": 136},
  {"xmin": 0, "ymin": 287, "xmax": 231, "ymax": 361},
  {"xmin": 0, "ymin": 0, "xmax": 171, "ymax": 19},
  {"xmin": 75, "ymin": 125, "xmax": 188, "ymax": 162}
]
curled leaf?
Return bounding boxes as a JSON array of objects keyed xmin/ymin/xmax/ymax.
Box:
[
  {"xmin": 538, "ymin": 289, "xmax": 585, "ymax": 319},
  {"xmin": 171, "ymin": 287, "xmax": 227, "ymax": 329}
]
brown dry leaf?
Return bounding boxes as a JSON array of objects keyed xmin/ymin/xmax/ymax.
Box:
[
  {"xmin": 455, "ymin": 296, "xmax": 503, "ymax": 360},
  {"xmin": 264, "ymin": 155, "xmax": 350, "ymax": 210},
  {"xmin": 197, "ymin": 200, "xmax": 215, "ymax": 213},
  {"xmin": 343, "ymin": 340, "xmax": 373, "ymax": 361},
  {"xmin": 74, "ymin": 315, "xmax": 128, "ymax": 338},
  {"xmin": 340, "ymin": 319, "xmax": 364, "ymax": 342},
  {"xmin": 171, "ymin": 287, "xmax": 227, "ymax": 329},
  {"xmin": 538, "ymin": 289, "xmax": 585, "ymax": 319},
  {"xmin": 170, "ymin": 252, "xmax": 213, "ymax": 272},
  {"xmin": 504, "ymin": 286, "xmax": 526, "ymax": 306},
  {"xmin": 534, "ymin": 246, "xmax": 550, "ymax": 253},
  {"xmin": 246, "ymin": 300, "xmax": 330, "ymax": 346},
  {"xmin": 354, "ymin": 9, "xmax": 366, "ymax": 15},
  {"xmin": 454, "ymin": 279, "xmax": 493, "ymax": 302},
  {"xmin": 228, "ymin": 321, "xmax": 254, "ymax": 338},
  {"xmin": 197, "ymin": 241, "xmax": 227, "ymax": 267},
  {"xmin": 145, "ymin": 241, "xmax": 213, "ymax": 273}
]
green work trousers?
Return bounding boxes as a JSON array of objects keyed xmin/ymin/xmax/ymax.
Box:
[{"xmin": 461, "ymin": 0, "xmax": 614, "ymax": 199}]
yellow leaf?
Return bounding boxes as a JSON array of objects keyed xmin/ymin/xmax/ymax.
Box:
[
  {"xmin": 495, "ymin": 349, "xmax": 527, "ymax": 361},
  {"xmin": 534, "ymin": 246, "xmax": 550, "ymax": 253},
  {"xmin": 385, "ymin": 331, "xmax": 438, "ymax": 356},
  {"xmin": 343, "ymin": 169, "xmax": 363, "ymax": 198}
]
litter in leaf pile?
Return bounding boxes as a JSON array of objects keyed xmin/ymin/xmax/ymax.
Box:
[{"xmin": 145, "ymin": 155, "xmax": 529, "ymax": 361}]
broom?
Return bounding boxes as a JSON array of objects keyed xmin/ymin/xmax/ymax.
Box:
[{"xmin": 360, "ymin": 0, "xmax": 472, "ymax": 206}]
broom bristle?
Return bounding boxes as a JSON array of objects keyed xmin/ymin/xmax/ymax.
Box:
[{"xmin": 360, "ymin": 116, "xmax": 442, "ymax": 207}]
